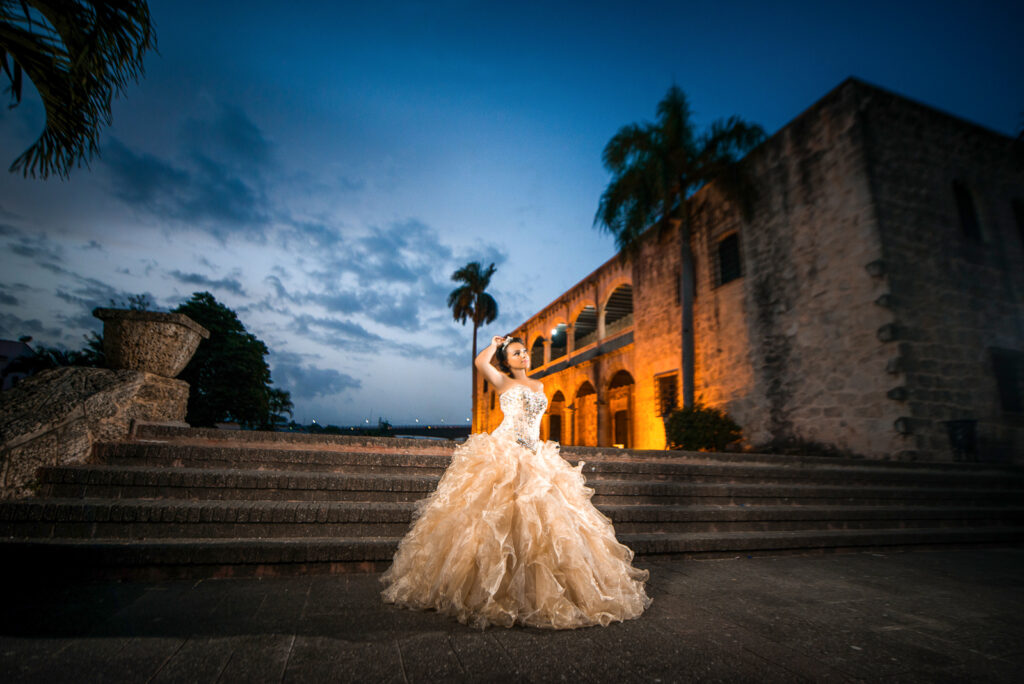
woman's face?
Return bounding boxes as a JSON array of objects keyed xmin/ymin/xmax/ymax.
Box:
[{"xmin": 506, "ymin": 342, "xmax": 530, "ymax": 371}]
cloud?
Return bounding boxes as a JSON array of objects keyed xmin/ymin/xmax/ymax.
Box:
[
  {"xmin": 269, "ymin": 351, "xmax": 361, "ymax": 399},
  {"xmin": 0, "ymin": 312, "xmax": 63, "ymax": 340},
  {"xmin": 102, "ymin": 108, "xmax": 272, "ymax": 241},
  {"xmin": 0, "ymin": 291, "xmax": 18, "ymax": 306},
  {"xmin": 3, "ymin": 227, "xmax": 64, "ymax": 270},
  {"xmin": 290, "ymin": 313, "xmax": 384, "ymax": 348},
  {"xmin": 181, "ymin": 104, "xmax": 272, "ymax": 170},
  {"xmin": 168, "ymin": 269, "xmax": 247, "ymax": 296}
]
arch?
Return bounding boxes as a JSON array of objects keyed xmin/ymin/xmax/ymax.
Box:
[
  {"xmin": 573, "ymin": 305, "xmax": 598, "ymax": 348},
  {"xmin": 603, "ymin": 284, "xmax": 634, "ymax": 333},
  {"xmin": 606, "ymin": 370, "xmax": 635, "ymax": 448},
  {"xmin": 547, "ymin": 390, "xmax": 566, "ymax": 442},
  {"xmin": 608, "ymin": 369, "xmax": 635, "ymax": 389},
  {"xmin": 549, "ymin": 323, "xmax": 568, "ymax": 361},
  {"xmin": 599, "ymin": 277, "xmax": 633, "ymax": 310},
  {"xmin": 574, "ymin": 380, "xmax": 598, "ymax": 447},
  {"xmin": 574, "ymin": 380, "xmax": 596, "ymax": 400},
  {"xmin": 530, "ymin": 336, "xmax": 545, "ymax": 368}
]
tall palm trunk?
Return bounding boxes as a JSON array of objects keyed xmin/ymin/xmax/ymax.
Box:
[
  {"xmin": 678, "ymin": 218, "xmax": 696, "ymax": 409},
  {"xmin": 471, "ymin": 323, "xmax": 479, "ymax": 431}
]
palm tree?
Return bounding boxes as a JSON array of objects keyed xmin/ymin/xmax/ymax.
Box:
[
  {"xmin": 447, "ymin": 261, "xmax": 499, "ymax": 429},
  {"xmin": 595, "ymin": 85, "xmax": 764, "ymax": 411},
  {"xmin": 0, "ymin": 0, "xmax": 156, "ymax": 178}
]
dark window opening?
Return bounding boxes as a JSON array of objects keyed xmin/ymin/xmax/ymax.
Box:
[
  {"xmin": 952, "ymin": 180, "xmax": 981, "ymax": 241},
  {"xmin": 614, "ymin": 410, "xmax": 629, "ymax": 448},
  {"xmin": 991, "ymin": 348, "xmax": 1024, "ymax": 414},
  {"xmin": 603, "ymin": 285, "xmax": 634, "ymax": 336},
  {"xmin": 530, "ymin": 337, "xmax": 545, "ymax": 368},
  {"xmin": 655, "ymin": 373, "xmax": 678, "ymax": 417},
  {"xmin": 573, "ymin": 306, "xmax": 598, "ymax": 347},
  {"xmin": 716, "ymin": 233, "xmax": 742, "ymax": 286},
  {"xmin": 548, "ymin": 414, "xmax": 562, "ymax": 442},
  {"xmin": 1012, "ymin": 199, "xmax": 1024, "ymax": 246},
  {"xmin": 549, "ymin": 323, "xmax": 567, "ymax": 360}
]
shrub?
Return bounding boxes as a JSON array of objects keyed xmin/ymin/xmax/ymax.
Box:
[{"xmin": 665, "ymin": 403, "xmax": 742, "ymax": 451}]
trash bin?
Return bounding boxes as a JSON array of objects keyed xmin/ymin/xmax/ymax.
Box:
[{"xmin": 943, "ymin": 419, "xmax": 977, "ymax": 462}]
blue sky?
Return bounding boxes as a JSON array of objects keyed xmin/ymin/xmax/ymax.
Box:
[{"xmin": 1, "ymin": 0, "xmax": 1022, "ymax": 425}]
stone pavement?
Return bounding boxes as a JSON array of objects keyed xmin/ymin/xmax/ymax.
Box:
[{"xmin": 2, "ymin": 548, "xmax": 1022, "ymax": 683}]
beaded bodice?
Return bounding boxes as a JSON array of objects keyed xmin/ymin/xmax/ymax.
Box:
[{"xmin": 493, "ymin": 384, "xmax": 548, "ymax": 451}]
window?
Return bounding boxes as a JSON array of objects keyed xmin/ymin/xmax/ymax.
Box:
[
  {"xmin": 530, "ymin": 337, "xmax": 545, "ymax": 368},
  {"xmin": 716, "ymin": 233, "xmax": 742, "ymax": 286},
  {"xmin": 548, "ymin": 414, "xmax": 562, "ymax": 442},
  {"xmin": 549, "ymin": 323, "xmax": 567, "ymax": 361},
  {"xmin": 991, "ymin": 348, "xmax": 1024, "ymax": 414},
  {"xmin": 952, "ymin": 180, "xmax": 981, "ymax": 241},
  {"xmin": 1012, "ymin": 199, "xmax": 1024, "ymax": 246},
  {"xmin": 654, "ymin": 373, "xmax": 679, "ymax": 417}
]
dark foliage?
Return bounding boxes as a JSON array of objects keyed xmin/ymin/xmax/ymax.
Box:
[
  {"xmin": 665, "ymin": 403, "xmax": 742, "ymax": 452},
  {"xmin": 1, "ymin": 331, "xmax": 104, "ymax": 384},
  {"xmin": 1, "ymin": 0, "xmax": 157, "ymax": 178},
  {"xmin": 173, "ymin": 291, "xmax": 292, "ymax": 429}
]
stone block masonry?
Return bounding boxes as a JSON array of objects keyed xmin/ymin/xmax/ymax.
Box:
[
  {"xmin": 486, "ymin": 78, "xmax": 1024, "ymax": 461},
  {"xmin": 0, "ymin": 367, "xmax": 188, "ymax": 497}
]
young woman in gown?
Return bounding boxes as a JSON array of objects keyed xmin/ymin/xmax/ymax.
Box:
[{"xmin": 380, "ymin": 335, "xmax": 652, "ymax": 630}]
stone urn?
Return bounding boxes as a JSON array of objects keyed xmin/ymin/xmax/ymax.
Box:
[{"xmin": 93, "ymin": 308, "xmax": 210, "ymax": 379}]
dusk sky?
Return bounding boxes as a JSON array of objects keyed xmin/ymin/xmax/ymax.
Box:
[{"xmin": 1, "ymin": 0, "xmax": 1022, "ymax": 426}]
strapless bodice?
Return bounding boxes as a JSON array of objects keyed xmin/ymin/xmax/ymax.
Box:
[{"xmin": 492, "ymin": 384, "xmax": 547, "ymax": 451}]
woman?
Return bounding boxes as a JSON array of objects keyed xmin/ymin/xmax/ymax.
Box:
[{"xmin": 380, "ymin": 335, "xmax": 652, "ymax": 630}]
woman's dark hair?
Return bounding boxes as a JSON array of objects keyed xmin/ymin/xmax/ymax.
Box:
[{"xmin": 494, "ymin": 336, "xmax": 525, "ymax": 377}]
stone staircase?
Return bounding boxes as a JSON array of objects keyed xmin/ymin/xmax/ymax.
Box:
[{"xmin": 2, "ymin": 424, "xmax": 1022, "ymax": 578}]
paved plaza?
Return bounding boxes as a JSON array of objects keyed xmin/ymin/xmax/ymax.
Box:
[{"xmin": 2, "ymin": 548, "xmax": 1022, "ymax": 682}]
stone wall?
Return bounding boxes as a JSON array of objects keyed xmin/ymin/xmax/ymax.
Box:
[
  {"xmin": 480, "ymin": 78, "xmax": 1024, "ymax": 460},
  {"xmin": 0, "ymin": 367, "xmax": 189, "ymax": 497},
  {"xmin": 860, "ymin": 85, "xmax": 1024, "ymax": 460},
  {"xmin": 689, "ymin": 80, "xmax": 902, "ymax": 457}
]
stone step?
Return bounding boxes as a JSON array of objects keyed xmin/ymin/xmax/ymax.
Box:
[
  {"xmin": 622, "ymin": 527, "xmax": 1024, "ymax": 556},
  {"xmin": 131, "ymin": 423, "xmax": 457, "ymax": 455},
  {"xmin": 95, "ymin": 442, "xmax": 1024, "ymax": 487},
  {"xmin": 130, "ymin": 424, "xmax": 1024, "ymax": 473},
  {"xmin": 95, "ymin": 442, "xmax": 452, "ymax": 476},
  {"xmin": 3, "ymin": 527, "xmax": 1022, "ymax": 579},
  {"xmin": 37, "ymin": 464, "xmax": 1024, "ymax": 506},
  {"xmin": 2, "ymin": 499, "xmax": 1021, "ymax": 540}
]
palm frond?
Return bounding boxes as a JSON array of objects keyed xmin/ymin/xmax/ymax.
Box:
[{"xmin": 0, "ymin": 0, "xmax": 156, "ymax": 179}]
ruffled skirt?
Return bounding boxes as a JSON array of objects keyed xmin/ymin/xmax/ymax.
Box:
[{"xmin": 379, "ymin": 431, "xmax": 652, "ymax": 630}]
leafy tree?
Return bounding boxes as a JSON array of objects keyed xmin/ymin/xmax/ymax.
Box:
[
  {"xmin": 665, "ymin": 403, "xmax": 742, "ymax": 452},
  {"xmin": 595, "ymin": 85, "xmax": 764, "ymax": 411},
  {"xmin": 0, "ymin": 332, "xmax": 104, "ymax": 385},
  {"xmin": 0, "ymin": 0, "xmax": 157, "ymax": 178},
  {"xmin": 447, "ymin": 261, "xmax": 498, "ymax": 428},
  {"xmin": 267, "ymin": 387, "xmax": 294, "ymax": 428},
  {"xmin": 172, "ymin": 291, "xmax": 292, "ymax": 429},
  {"xmin": 108, "ymin": 293, "xmax": 155, "ymax": 311}
]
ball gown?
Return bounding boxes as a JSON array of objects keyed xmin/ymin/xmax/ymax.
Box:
[{"xmin": 380, "ymin": 384, "xmax": 652, "ymax": 630}]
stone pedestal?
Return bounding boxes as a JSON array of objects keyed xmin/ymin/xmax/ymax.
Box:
[
  {"xmin": 0, "ymin": 367, "xmax": 189, "ymax": 498},
  {"xmin": 93, "ymin": 308, "xmax": 210, "ymax": 377}
]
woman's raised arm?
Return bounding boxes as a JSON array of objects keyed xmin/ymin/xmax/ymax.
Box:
[{"xmin": 475, "ymin": 336, "xmax": 512, "ymax": 392}]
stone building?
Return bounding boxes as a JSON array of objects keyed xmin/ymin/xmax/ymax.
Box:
[{"xmin": 475, "ymin": 78, "xmax": 1024, "ymax": 461}]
